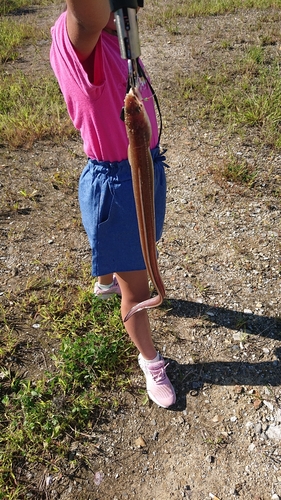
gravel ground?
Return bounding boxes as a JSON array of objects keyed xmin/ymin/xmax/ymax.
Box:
[{"xmin": 0, "ymin": 2, "xmax": 280, "ymax": 499}]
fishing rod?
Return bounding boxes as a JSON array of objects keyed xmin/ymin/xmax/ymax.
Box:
[{"xmin": 109, "ymin": 0, "xmax": 143, "ymax": 89}]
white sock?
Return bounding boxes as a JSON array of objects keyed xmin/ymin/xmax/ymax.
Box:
[
  {"xmin": 143, "ymin": 352, "xmax": 160, "ymax": 364},
  {"xmin": 98, "ymin": 281, "xmax": 113, "ymax": 290}
]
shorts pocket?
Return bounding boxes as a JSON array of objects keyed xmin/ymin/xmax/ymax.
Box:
[{"xmin": 98, "ymin": 180, "xmax": 115, "ymax": 224}]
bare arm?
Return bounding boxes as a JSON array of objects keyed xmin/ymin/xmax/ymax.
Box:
[{"xmin": 65, "ymin": 0, "xmax": 111, "ymax": 60}]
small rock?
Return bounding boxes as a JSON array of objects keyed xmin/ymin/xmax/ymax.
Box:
[
  {"xmin": 234, "ymin": 483, "xmax": 243, "ymax": 493},
  {"xmin": 263, "ymin": 400, "xmax": 274, "ymax": 411},
  {"xmin": 266, "ymin": 425, "xmax": 281, "ymax": 441},
  {"xmin": 271, "ymin": 495, "xmax": 280, "ymax": 500},
  {"xmin": 276, "ymin": 408, "xmax": 281, "ymax": 423},
  {"xmin": 245, "ymin": 421, "xmax": 253, "ymax": 430},
  {"xmin": 212, "ymin": 414, "xmax": 224, "ymax": 423},
  {"xmin": 135, "ymin": 436, "xmax": 146, "ymax": 448},
  {"xmin": 93, "ymin": 471, "xmax": 104, "ymax": 486},
  {"xmin": 243, "ymin": 308, "xmax": 253, "ymax": 314},
  {"xmin": 152, "ymin": 431, "xmax": 158, "ymax": 441},
  {"xmin": 45, "ymin": 475, "xmax": 52, "ymax": 488},
  {"xmin": 234, "ymin": 385, "xmax": 243, "ymax": 394},
  {"xmin": 253, "ymin": 399, "xmax": 262, "ymax": 410},
  {"xmin": 233, "ymin": 333, "xmax": 242, "ymax": 341},
  {"xmin": 255, "ymin": 423, "xmax": 262, "ymax": 435}
]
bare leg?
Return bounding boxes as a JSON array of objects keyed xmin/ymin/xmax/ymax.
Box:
[
  {"xmin": 115, "ymin": 270, "xmax": 176, "ymax": 408},
  {"xmin": 98, "ymin": 274, "xmax": 114, "ymax": 286},
  {"xmin": 115, "ymin": 270, "xmax": 157, "ymax": 360}
]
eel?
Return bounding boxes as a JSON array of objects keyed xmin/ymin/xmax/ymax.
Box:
[{"xmin": 123, "ymin": 87, "xmax": 165, "ymax": 322}]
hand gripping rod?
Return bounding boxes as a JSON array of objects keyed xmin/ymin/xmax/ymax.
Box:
[{"xmin": 109, "ymin": 0, "xmax": 143, "ymax": 88}]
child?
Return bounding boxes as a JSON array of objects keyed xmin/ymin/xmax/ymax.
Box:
[{"xmin": 50, "ymin": 0, "xmax": 176, "ymax": 408}]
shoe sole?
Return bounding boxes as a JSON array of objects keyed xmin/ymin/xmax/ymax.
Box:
[{"xmin": 146, "ymin": 390, "xmax": 175, "ymax": 408}]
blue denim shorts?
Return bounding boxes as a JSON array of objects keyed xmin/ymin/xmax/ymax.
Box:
[{"xmin": 78, "ymin": 147, "xmax": 167, "ymax": 277}]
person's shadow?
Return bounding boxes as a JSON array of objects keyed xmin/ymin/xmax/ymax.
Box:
[{"xmin": 163, "ymin": 298, "xmax": 281, "ymax": 411}]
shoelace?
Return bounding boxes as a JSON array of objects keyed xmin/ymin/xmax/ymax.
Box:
[{"xmin": 150, "ymin": 363, "xmax": 169, "ymax": 383}]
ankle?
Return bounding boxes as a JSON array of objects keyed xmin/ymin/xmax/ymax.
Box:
[
  {"xmin": 140, "ymin": 351, "xmax": 160, "ymax": 364},
  {"xmin": 98, "ymin": 274, "xmax": 114, "ymax": 286},
  {"xmin": 97, "ymin": 281, "xmax": 113, "ymax": 290}
]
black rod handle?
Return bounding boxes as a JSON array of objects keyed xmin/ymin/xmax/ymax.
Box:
[{"xmin": 109, "ymin": 0, "xmax": 138, "ymax": 12}]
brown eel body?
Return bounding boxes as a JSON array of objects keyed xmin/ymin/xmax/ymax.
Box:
[{"xmin": 123, "ymin": 88, "xmax": 165, "ymax": 322}]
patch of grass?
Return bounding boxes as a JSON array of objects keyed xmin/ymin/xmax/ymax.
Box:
[
  {"xmin": 0, "ymin": 18, "xmax": 38, "ymax": 62},
  {"xmin": 0, "ymin": 318, "xmax": 19, "ymax": 361},
  {"xmin": 0, "ymin": 0, "xmax": 73, "ymax": 148},
  {"xmin": 144, "ymin": 0, "xmax": 281, "ymax": 27},
  {"xmin": 212, "ymin": 156, "xmax": 258, "ymax": 187},
  {"xmin": 0, "ymin": 71, "xmax": 75, "ymax": 147},
  {"xmin": 176, "ymin": 45, "xmax": 281, "ymax": 150},
  {"xmin": 0, "ymin": 270, "xmax": 134, "ymax": 498},
  {"xmin": 0, "ymin": 0, "xmax": 53, "ymax": 16},
  {"xmin": 0, "ymin": 0, "xmax": 53, "ymax": 61}
]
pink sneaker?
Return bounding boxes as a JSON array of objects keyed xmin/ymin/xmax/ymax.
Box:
[
  {"xmin": 94, "ymin": 275, "xmax": 121, "ymax": 300},
  {"xmin": 138, "ymin": 353, "xmax": 176, "ymax": 408}
]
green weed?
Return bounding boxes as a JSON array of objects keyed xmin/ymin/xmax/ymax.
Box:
[
  {"xmin": 0, "ymin": 18, "xmax": 38, "ymax": 62},
  {"xmin": 219, "ymin": 157, "xmax": 258, "ymax": 186},
  {"xmin": 0, "ymin": 0, "xmax": 52, "ymax": 61},
  {"xmin": 176, "ymin": 46, "xmax": 281, "ymax": 150},
  {"xmin": 144, "ymin": 0, "xmax": 281, "ymax": 27},
  {"xmin": 0, "ymin": 0, "xmax": 53, "ymax": 16},
  {"xmin": 0, "ymin": 71, "xmax": 75, "ymax": 147},
  {"xmin": 0, "ymin": 0, "xmax": 73, "ymax": 148},
  {"xmin": 0, "ymin": 270, "xmax": 133, "ymax": 497}
]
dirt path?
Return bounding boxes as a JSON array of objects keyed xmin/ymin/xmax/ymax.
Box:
[{"xmin": 1, "ymin": 3, "xmax": 281, "ymax": 499}]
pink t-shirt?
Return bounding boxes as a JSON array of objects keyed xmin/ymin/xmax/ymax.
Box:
[{"xmin": 50, "ymin": 12, "xmax": 159, "ymax": 162}]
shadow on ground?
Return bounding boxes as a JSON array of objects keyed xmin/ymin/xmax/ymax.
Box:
[
  {"xmin": 164, "ymin": 298, "xmax": 281, "ymax": 411},
  {"xmin": 167, "ymin": 297, "xmax": 280, "ymax": 339}
]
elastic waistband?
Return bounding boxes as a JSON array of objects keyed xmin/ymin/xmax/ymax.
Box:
[{"xmin": 87, "ymin": 146, "xmax": 167, "ymax": 170}]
